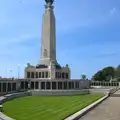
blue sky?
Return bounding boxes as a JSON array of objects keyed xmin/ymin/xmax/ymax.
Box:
[{"xmin": 0, "ymin": 0, "xmax": 120, "ymax": 79}]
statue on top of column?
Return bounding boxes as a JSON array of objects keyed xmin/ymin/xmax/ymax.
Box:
[{"xmin": 45, "ymin": 0, "xmax": 54, "ymax": 5}]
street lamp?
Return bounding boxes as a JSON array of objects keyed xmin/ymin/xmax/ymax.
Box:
[
  {"xmin": 4, "ymin": 69, "xmax": 7, "ymax": 78},
  {"xmin": 9, "ymin": 70, "xmax": 12, "ymax": 79}
]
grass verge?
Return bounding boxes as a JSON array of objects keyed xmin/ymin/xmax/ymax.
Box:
[{"xmin": 3, "ymin": 94, "xmax": 104, "ymax": 120}]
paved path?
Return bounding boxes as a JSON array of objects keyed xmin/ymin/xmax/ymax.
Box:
[
  {"xmin": 79, "ymin": 90, "xmax": 120, "ymax": 120},
  {"xmin": 113, "ymin": 89, "xmax": 120, "ymax": 94}
]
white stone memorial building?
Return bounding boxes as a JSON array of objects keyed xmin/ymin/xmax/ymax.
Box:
[
  {"xmin": 24, "ymin": 0, "xmax": 70, "ymax": 80},
  {"xmin": 0, "ymin": 0, "xmax": 91, "ymax": 95}
]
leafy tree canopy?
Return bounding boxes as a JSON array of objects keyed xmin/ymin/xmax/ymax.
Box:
[
  {"xmin": 81, "ymin": 74, "xmax": 87, "ymax": 80},
  {"xmin": 115, "ymin": 65, "xmax": 120, "ymax": 78},
  {"xmin": 92, "ymin": 66, "xmax": 116, "ymax": 81}
]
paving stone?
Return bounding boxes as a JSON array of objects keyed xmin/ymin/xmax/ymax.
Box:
[{"xmin": 79, "ymin": 90, "xmax": 120, "ymax": 120}]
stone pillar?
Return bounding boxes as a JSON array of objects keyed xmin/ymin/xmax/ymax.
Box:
[
  {"xmin": 99, "ymin": 82, "xmax": 101, "ymax": 86},
  {"xmin": 34, "ymin": 82, "xmax": 35, "ymax": 90},
  {"xmin": 6, "ymin": 83, "xmax": 8, "ymax": 92},
  {"xmin": 10, "ymin": 83, "xmax": 12, "ymax": 92},
  {"xmin": 59, "ymin": 73, "xmax": 61, "ymax": 79},
  {"xmin": 48, "ymin": 71, "xmax": 50, "ymax": 79},
  {"xmin": 79, "ymin": 81, "xmax": 81, "ymax": 89},
  {"xmin": 16, "ymin": 81, "xmax": 20, "ymax": 92},
  {"xmin": 45, "ymin": 82, "xmax": 46, "ymax": 90},
  {"xmin": 39, "ymin": 81, "xmax": 41, "ymax": 90},
  {"xmin": 105, "ymin": 82, "xmax": 106, "ymax": 87},
  {"xmin": 11, "ymin": 83, "xmax": 13, "ymax": 92},
  {"xmin": 50, "ymin": 81, "xmax": 52, "ymax": 90},
  {"xmin": 6, "ymin": 82, "xmax": 8, "ymax": 93},
  {"xmin": 57, "ymin": 72, "xmax": 59, "ymax": 80},
  {"xmin": 119, "ymin": 82, "xmax": 120, "ymax": 87},
  {"xmin": 23, "ymin": 81, "xmax": 24, "ymax": 90},
  {"xmin": 34, "ymin": 72, "xmax": 36, "ymax": 79},
  {"xmin": 74, "ymin": 81, "xmax": 76, "ymax": 89},
  {"xmin": 56, "ymin": 82, "xmax": 58, "ymax": 90},
  {"xmin": 67, "ymin": 81, "xmax": 69, "ymax": 89},
  {"xmin": 29, "ymin": 72, "xmax": 31, "ymax": 79},
  {"xmin": 9, "ymin": 83, "xmax": 11, "ymax": 92},
  {"xmin": 62, "ymin": 82, "xmax": 64, "ymax": 90}
]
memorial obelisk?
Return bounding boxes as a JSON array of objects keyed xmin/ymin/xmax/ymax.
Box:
[
  {"xmin": 40, "ymin": 0, "xmax": 56, "ymax": 65},
  {"xmin": 25, "ymin": 0, "xmax": 70, "ymax": 80}
]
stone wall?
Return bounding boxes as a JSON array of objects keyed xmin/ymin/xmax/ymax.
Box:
[
  {"xmin": 0, "ymin": 92, "xmax": 31, "ymax": 104},
  {"xmin": 0, "ymin": 79, "xmax": 119, "ymax": 96},
  {"xmin": 0, "ymin": 92, "xmax": 30, "ymax": 120},
  {"xmin": 29, "ymin": 79, "xmax": 90, "ymax": 90},
  {"xmin": 0, "ymin": 79, "xmax": 90, "ymax": 95},
  {"xmin": 31, "ymin": 89, "xmax": 89, "ymax": 96}
]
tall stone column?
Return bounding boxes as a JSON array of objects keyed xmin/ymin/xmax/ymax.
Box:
[{"xmin": 40, "ymin": 0, "xmax": 56, "ymax": 65}]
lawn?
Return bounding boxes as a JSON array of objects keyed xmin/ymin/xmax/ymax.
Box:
[{"xmin": 3, "ymin": 94, "xmax": 104, "ymax": 120}]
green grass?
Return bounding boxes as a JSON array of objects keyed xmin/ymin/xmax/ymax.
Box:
[{"xmin": 3, "ymin": 94, "xmax": 104, "ymax": 120}]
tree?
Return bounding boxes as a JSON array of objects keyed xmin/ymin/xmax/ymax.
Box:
[
  {"xmin": 92, "ymin": 70, "xmax": 104, "ymax": 81},
  {"xmin": 115, "ymin": 65, "xmax": 120, "ymax": 79},
  {"xmin": 81, "ymin": 74, "xmax": 87, "ymax": 80},
  {"xmin": 102, "ymin": 66, "xmax": 115, "ymax": 79},
  {"xmin": 92, "ymin": 66, "xmax": 115, "ymax": 81}
]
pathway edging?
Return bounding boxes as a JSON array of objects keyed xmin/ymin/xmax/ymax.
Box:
[
  {"xmin": 64, "ymin": 95, "xmax": 108, "ymax": 120},
  {"xmin": 65, "ymin": 88, "xmax": 119, "ymax": 120}
]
